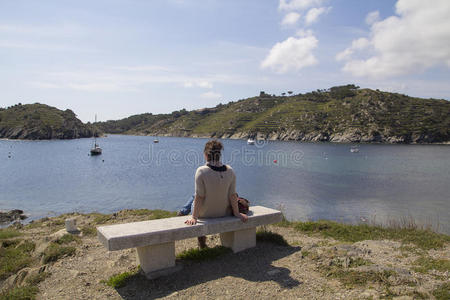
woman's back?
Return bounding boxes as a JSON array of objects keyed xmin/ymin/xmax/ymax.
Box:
[{"xmin": 195, "ymin": 164, "xmax": 236, "ymax": 218}]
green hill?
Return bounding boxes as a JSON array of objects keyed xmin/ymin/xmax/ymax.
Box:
[
  {"xmin": 0, "ymin": 103, "xmax": 96, "ymax": 140},
  {"xmin": 97, "ymin": 85, "xmax": 450, "ymax": 144}
]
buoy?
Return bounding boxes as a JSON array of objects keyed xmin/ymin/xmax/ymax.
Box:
[{"xmin": 273, "ymin": 160, "xmax": 277, "ymax": 163}]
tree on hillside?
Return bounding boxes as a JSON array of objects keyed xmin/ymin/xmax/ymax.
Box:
[{"xmin": 329, "ymin": 84, "xmax": 360, "ymax": 99}]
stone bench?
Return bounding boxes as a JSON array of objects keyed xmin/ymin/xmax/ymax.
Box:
[{"xmin": 97, "ymin": 206, "xmax": 282, "ymax": 278}]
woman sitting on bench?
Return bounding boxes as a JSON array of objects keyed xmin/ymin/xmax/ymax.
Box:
[{"xmin": 185, "ymin": 139, "xmax": 248, "ymax": 248}]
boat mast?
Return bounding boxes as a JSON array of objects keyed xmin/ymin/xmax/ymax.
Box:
[{"xmin": 94, "ymin": 114, "xmax": 97, "ymax": 147}]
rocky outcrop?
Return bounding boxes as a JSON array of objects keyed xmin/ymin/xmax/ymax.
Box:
[
  {"xmin": 0, "ymin": 104, "xmax": 97, "ymax": 140},
  {"xmin": 0, "ymin": 209, "xmax": 27, "ymax": 224}
]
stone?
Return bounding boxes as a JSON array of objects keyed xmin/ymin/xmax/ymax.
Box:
[
  {"xmin": 65, "ymin": 218, "xmax": 78, "ymax": 233},
  {"xmin": 136, "ymin": 242, "xmax": 176, "ymax": 277},
  {"xmin": 97, "ymin": 206, "xmax": 281, "ymax": 279},
  {"xmin": 220, "ymin": 227, "xmax": 256, "ymax": 253},
  {"xmin": 97, "ymin": 206, "xmax": 282, "ymax": 251},
  {"xmin": 360, "ymin": 289, "xmax": 379, "ymax": 299}
]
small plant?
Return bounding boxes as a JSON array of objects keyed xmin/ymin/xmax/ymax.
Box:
[
  {"xmin": 42, "ymin": 243, "xmax": 75, "ymax": 264},
  {"xmin": 56, "ymin": 234, "xmax": 81, "ymax": 245},
  {"xmin": 0, "ymin": 240, "xmax": 35, "ymax": 280},
  {"xmin": 104, "ymin": 268, "xmax": 139, "ymax": 288},
  {"xmin": 256, "ymin": 230, "xmax": 289, "ymax": 246},
  {"xmin": 325, "ymin": 269, "xmax": 396, "ymax": 287},
  {"xmin": 147, "ymin": 210, "xmax": 177, "ymax": 220},
  {"xmin": 433, "ymin": 282, "xmax": 450, "ymax": 300},
  {"xmin": 81, "ymin": 225, "xmax": 97, "ymax": 236},
  {"xmin": 277, "ymin": 220, "xmax": 450, "ymax": 250},
  {"xmin": 25, "ymin": 272, "xmax": 50, "ymax": 285},
  {"xmin": 92, "ymin": 213, "xmax": 112, "ymax": 225},
  {"xmin": 349, "ymin": 257, "xmax": 372, "ymax": 268},
  {"xmin": 412, "ymin": 256, "xmax": 450, "ymax": 274},
  {"xmin": 177, "ymin": 246, "xmax": 231, "ymax": 262},
  {"xmin": 0, "ymin": 285, "xmax": 39, "ymax": 300},
  {"xmin": 0, "ymin": 229, "xmax": 21, "ymax": 240},
  {"xmin": 48, "ymin": 219, "xmax": 65, "ymax": 227}
]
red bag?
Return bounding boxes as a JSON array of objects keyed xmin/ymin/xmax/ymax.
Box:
[{"xmin": 238, "ymin": 197, "xmax": 250, "ymax": 214}]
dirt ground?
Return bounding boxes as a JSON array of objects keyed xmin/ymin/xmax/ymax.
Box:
[{"xmin": 2, "ymin": 212, "xmax": 449, "ymax": 300}]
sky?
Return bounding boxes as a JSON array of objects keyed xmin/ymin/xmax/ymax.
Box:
[{"xmin": 1, "ymin": 0, "xmax": 449, "ymax": 122}]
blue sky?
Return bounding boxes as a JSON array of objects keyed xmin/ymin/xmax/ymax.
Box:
[{"xmin": 1, "ymin": 0, "xmax": 449, "ymax": 122}]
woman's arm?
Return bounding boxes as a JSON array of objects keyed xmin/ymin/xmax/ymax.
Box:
[
  {"xmin": 185, "ymin": 195, "xmax": 203, "ymax": 225},
  {"xmin": 230, "ymin": 193, "xmax": 248, "ymax": 223}
]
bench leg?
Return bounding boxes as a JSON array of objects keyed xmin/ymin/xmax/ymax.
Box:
[
  {"xmin": 220, "ymin": 227, "xmax": 256, "ymax": 253},
  {"xmin": 136, "ymin": 242, "xmax": 180, "ymax": 279}
]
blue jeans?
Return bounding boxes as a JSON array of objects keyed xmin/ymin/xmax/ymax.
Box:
[{"xmin": 179, "ymin": 195, "xmax": 194, "ymax": 215}]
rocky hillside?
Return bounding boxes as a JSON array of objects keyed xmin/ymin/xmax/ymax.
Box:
[
  {"xmin": 97, "ymin": 85, "xmax": 450, "ymax": 144},
  {"xmin": 0, "ymin": 103, "xmax": 96, "ymax": 140}
]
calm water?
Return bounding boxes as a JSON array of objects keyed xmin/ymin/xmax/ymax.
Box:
[{"xmin": 1, "ymin": 135, "xmax": 449, "ymax": 233}]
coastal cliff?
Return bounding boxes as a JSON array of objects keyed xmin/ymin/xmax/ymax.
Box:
[
  {"xmin": 0, "ymin": 103, "xmax": 96, "ymax": 140},
  {"xmin": 97, "ymin": 85, "xmax": 450, "ymax": 144}
]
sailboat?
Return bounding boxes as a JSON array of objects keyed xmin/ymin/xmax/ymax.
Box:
[
  {"xmin": 90, "ymin": 115, "xmax": 102, "ymax": 155},
  {"xmin": 350, "ymin": 145, "xmax": 359, "ymax": 153}
]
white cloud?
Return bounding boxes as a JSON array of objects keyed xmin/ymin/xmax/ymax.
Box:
[
  {"xmin": 114, "ymin": 65, "xmax": 172, "ymax": 72},
  {"xmin": 0, "ymin": 23, "xmax": 85, "ymax": 37},
  {"xmin": 200, "ymin": 91, "xmax": 222, "ymax": 99},
  {"xmin": 279, "ymin": 0, "xmax": 325, "ymax": 11},
  {"xmin": 305, "ymin": 7, "xmax": 331, "ymax": 25},
  {"xmin": 338, "ymin": 0, "xmax": 450, "ymax": 78},
  {"xmin": 183, "ymin": 81, "xmax": 213, "ymax": 88},
  {"xmin": 296, "ymin": 29, "xmax": 314, "ymax": 37},
  {"xmin": 261, "ymin": 34, "xmax": 318, "ymax": 73},
  {"xmin": 281, "ymin": 12, "xmax": 301, "ymax": 25},
  {"xmin": 365, "ymin": 11, "xmax": 380, "ymax": 25},
  {"xmin": 336, "ymin": 38, "xmax": 370, "ymax": 61}
]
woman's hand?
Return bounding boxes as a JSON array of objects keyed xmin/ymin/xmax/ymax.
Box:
[
  {"xmin": 239, "ymin": 213, "xmax": 248, "ymax": 223},
  {"xmin": 185, "ymin": 218, "xmax": 197, "ymax": 225}
]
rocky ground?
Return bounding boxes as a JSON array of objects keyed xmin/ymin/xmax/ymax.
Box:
[{"xmin": 1, "ymin": 211, "xmax": 449, "ymax": 299}]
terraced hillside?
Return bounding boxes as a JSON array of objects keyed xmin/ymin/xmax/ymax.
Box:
[{"xmin": 97, "ymin": 85, "xmax": 450, "ymax": 144}]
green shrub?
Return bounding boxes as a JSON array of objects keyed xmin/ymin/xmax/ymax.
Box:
[
  {"xmin": 81, "ymin": 225, "xmax": 97, "ymax": 236},
  {"xmin": 55, "ymin": 234, "xmax": 81, "ymax": 245},
  {"xmin": 0, "ymin": 285, "xmax": 39, "ymax": 300},
  {"xmin": 256, "ymin": 230, "xmax": 289, "ymax": 246},
  {"xmin": 25, "ymin": 272, "xmax": 50, "ymax": 285},
  {"xmin": 42, "ymin": 243, "xmax": 75, "ymax": 264},
  {"xmin": 0, "ymin": 229, "xmax": 21, "ymax": 240},
  {"xmin": 104, "ymin": 269, "xmax": 138, "ymax": 288},
  {"xmin": 281, "ymin": 220, "xmax": 449, "ymax": 250},
  {"xmin": 433, "ymin": 282, "xmax": 450, "ymax": 300},
  {"xmin": 177, "ymin": 246, "xmax": 231, "ymax": 262},
  {"xmin": 0, "ymin": 240, "xmax": 35, "ymax": 280},
  {"xmin": 412, "ymin": 256, "xmax": 450, "ymax": 274}
]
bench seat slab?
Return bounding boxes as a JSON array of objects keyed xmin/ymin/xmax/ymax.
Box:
[
  {"xmin": 220, "ymin": 227, "xmax": 256, "ymax": 253},
  {"xmin": 97, "ymin": 206, "xmax": 282, "ymax": 251}
]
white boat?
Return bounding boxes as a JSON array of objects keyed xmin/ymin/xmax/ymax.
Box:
[
  {"xmin": 350, "ymin": 145, "xmax": 359, "ymax": 153},
  {"xmin": 90, "ymin": 114, "xmax": 102, "ymax": 155},
  {"xmin": 153, "ymin": 139, "xmax": 159, "ymax": 143},
  {"xmin": 247, "ymin": 138, "xmax": 255, "ymax": 145}
]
